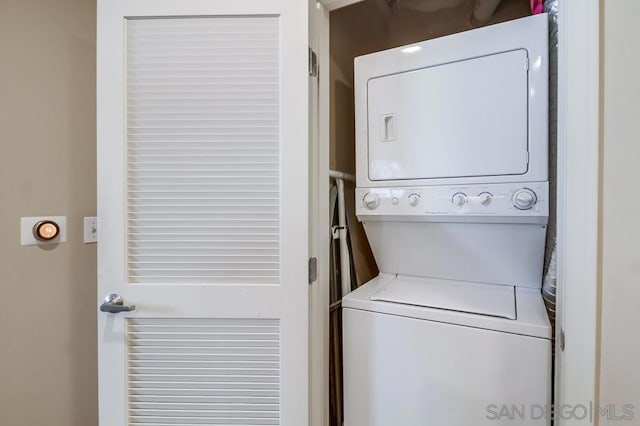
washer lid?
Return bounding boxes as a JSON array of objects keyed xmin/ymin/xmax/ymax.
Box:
[
  {"xmin": 370, "ymin": 275, "xmax": 516, "ymax": 319},
  {"xmin": 344, "ymin": 274, "xmax": 551, "ymax": 339}
]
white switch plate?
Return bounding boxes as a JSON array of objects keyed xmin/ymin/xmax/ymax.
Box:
[
  {"xmin": 84, "ymin": 217, "xmax": 98, "ymax": 244},
  {"xmin": 21, "ymin": 216, "xmax": 67, "ymax": 246}
]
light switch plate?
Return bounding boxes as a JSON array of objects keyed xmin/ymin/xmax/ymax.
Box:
[
  {"xmin": 84, "ymin": 217, "xmax": 98, "ymax": 244},
  {"xmin": 21, "ymin": 216, "xmax": 67, "ymax": 246}
]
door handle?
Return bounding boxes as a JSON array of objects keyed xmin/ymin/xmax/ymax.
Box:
[{"xmin": 100, "ymin": 293, "xmax": 136, "ymax": 313}]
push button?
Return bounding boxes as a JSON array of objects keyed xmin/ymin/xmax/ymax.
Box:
[{"xmin": 33, "ymin": 220, "xmax": 60, "ymax": 241}]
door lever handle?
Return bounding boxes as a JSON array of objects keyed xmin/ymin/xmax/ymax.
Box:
[{"xmin": 100, "ymin": 293, "xmax": 136, "ymax": 313}]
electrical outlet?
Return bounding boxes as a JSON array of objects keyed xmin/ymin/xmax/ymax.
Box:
[{"xmin": 84, "ymin": 217, "xmax": 98, "ymax": 244}]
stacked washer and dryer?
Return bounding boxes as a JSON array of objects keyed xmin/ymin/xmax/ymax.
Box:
[{"xmin": 343, "ymin": 15, "xmax": 552, "ymax": 426}]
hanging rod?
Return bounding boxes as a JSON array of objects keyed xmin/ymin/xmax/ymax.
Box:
[{"xmin": 329, "ymin": 169, "xmax": 356, "ymax": 182}]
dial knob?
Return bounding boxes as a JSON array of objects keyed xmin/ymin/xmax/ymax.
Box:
[
  {"xmin": 33, "ymin": 220, "xmax": 60, "ymax": 241},
  {"xmin": 363, "ymin": 193, "xmax": 380, "ymax": 210},
  {"xmin": 478, "ymin": 192, "xmax": 492, "ymax": 206},
  {"xmin": 513, "ymin": 189, "xmax": 537, "ymax": 210},
  {"xmin": 408, "ymin": 193, "xmax": 421, "ymax": 207},
  {"xmin": 452, "ymin": 193, "xmax": 467, "ymax": 206}
]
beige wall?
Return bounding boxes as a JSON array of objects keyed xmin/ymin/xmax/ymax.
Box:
[
  {"xmin": 599, "ymin": 0, "xmax": 640, "ymax": 421},
  {"xmin": 0, "ymin": 1, "xmax": 98, "ymax": 425}
]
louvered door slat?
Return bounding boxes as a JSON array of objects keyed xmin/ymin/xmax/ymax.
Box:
[
  {"xmin": 127, "ymin": 17, "xmax": 280, "ymax": 285},
  {"xmin": 128, "ymin": 319, "xmax": 280, "ymax": 425}
]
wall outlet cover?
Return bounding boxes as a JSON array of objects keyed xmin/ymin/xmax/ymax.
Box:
[{"xmin": 84, "ymin": 217, "xmax": 98, "ymax": 244}]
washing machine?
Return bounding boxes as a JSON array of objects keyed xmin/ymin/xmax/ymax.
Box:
[{"xmin": 344, "ymin": 14, "xmax": 552, "ymax": 426}]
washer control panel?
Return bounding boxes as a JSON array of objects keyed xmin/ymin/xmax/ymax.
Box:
[{"xmin": 356, "ymin": 182, "xmax": 548, "ymax": 222}]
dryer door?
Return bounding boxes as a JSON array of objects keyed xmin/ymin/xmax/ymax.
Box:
[{"xmin": 367, "ymin": 49, "xmax": 529, "ymax": 181}]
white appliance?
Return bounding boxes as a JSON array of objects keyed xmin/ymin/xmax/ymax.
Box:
[{"xmin": 344, "ymin": 14, "xmax": 552, "ymax": 426}]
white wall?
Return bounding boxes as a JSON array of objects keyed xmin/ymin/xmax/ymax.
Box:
[{"xmin": 599, "ymin": 0, "xmax": 640, "ymax": 422}]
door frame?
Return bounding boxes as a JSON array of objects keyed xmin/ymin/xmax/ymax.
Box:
[
  {"xmin": 310, "ymin": 1, "xmax": 602, "ymax": 425},
  {"xmin": 309, "ymin": 2, "xmax": 331, "ymax": 426},
  {"xmin": 555, "ymin": 0, "xmax": 601, "ymax": 422}
]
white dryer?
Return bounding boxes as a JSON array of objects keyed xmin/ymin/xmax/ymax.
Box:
[{"xmin": 344, "ymin": 14, "xmax": 552, "ymax": 426}]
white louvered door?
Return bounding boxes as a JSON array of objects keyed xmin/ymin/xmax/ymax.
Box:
[{"xmin": 97, "ymin": 1, "xmax": 309, "ymax": 425}]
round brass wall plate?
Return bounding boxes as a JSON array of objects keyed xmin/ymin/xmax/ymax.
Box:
[{"xmin": 33, "ymin": 220, "xmax": 60, "ymax": 241}]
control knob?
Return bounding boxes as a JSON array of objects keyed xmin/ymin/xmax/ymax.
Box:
[
  {"xmin": 513, "ymin": 189, "xmax": 537, "ymax": 210},
  {"xmin": 452, "ymin": 193, "xmax": 467, "ymax": 206},
  {"xmin": 33, "ymin": 220, "xmax": 60, "ymax": 241},
  {"xmin": 408, "ymin": 193, "xmax": 421, "ymax": 207},
  {"xmin": 363, "ymin": 193, "xmax": 380, "ymax": 210},
  {"xmin": 478, "ymin": 192, "xmax": 492, "ymax": 206}
]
